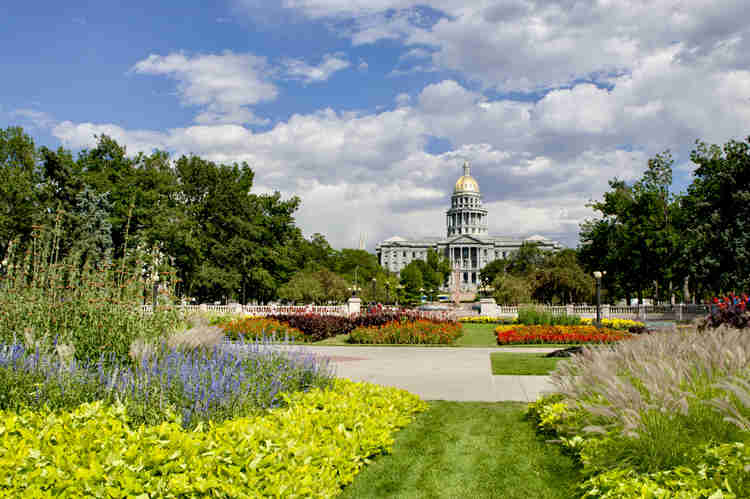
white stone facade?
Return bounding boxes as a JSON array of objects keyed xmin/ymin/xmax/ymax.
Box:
[{"xmin": 375, "ymin": 162, "xmax": 562, "ymax": 291}]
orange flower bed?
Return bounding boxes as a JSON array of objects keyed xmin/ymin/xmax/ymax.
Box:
[
  {"xmin": 219, "ymin": 317, "xmax": 305, "ymax": 341},
  {"xmin": 495, "ymin": 325, "xmax": 630, "ymax": 345},
  {"xmin": 349, "ymin": 319, "xmax": 463, "ymax": 345}
]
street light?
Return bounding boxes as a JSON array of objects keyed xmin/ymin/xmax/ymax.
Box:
[
  {"xmin": 371, "ymin": 277, "xmax": 377, "ymax": 303},
  {"xmin": 419, "ymin": 287, "xmax": 425, "ymax": 303},
  {"xmin": 395, "ymin": 284, "xmax": 404, "ymax": 306},
  {"xmin": 385, "ymin": 281, "xmax": 391, "ymax": 304},
  {"xmin": 593, "ymin": 271, "xmax": 606, "ymax": 327},
  {"xmin": 348, "ymin": 285, "xmax": 361, "ymax": 297},
  {"xmin": 152, "ymin": 273, "xmax": 160, "ymax": 311}
]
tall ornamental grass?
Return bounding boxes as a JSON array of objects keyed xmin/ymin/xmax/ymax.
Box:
[
  {"xmin": 0, "ymin": 337, "xmax": 334, "ymax": 429},
  {"xmin": 549, "ymin": 325, "xmax": 750, "ymax": 474},
  {"xmin": 0, "ymin": 224, "xmax": 181, "ymax": 364}
]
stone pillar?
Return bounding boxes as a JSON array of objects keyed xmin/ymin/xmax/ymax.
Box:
[
  {"xmin": 601, "ymin": 304, "xmax": 610, "ymax": 319},
  {"xmin": 347, "ymin": 297, "xmax": 361, "ymax": 316},
  {"xmin": 480, "ymin": 297, "xmax": 497, "ymax": 317},
  {"xmin": 566, "ymin": 304, "xmax": 574, "ymax": 316}
]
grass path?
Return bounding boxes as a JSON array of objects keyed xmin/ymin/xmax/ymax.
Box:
[{"xmin": 340, "ymin": 401, "xmax": 579, "ymax": 499}]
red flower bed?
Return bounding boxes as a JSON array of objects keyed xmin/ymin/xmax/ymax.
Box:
[
  {"xmin": 349, "ymin": 320, "xmax": 463, "ymax": 345},
  {"xmin": 495, "ymin": 325, "xmax": 630, "ymax": 345}
]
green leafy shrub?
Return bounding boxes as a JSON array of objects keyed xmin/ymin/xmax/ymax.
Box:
[
  {"xmin": 0, "ymin": 379, "xmax": 427, "ymax": 497},
  {"xmin": 517, "ymin": 306, "xmax": 583, "ymax": 326}
]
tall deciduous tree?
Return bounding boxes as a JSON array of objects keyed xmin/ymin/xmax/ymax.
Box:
[
  {"xmin": 681, "ymin": 137, "xmax": 750, "ymax": 295},
  {"xmin": 0, "ymin": 127, "xmax": 41, "ymax": 254}
]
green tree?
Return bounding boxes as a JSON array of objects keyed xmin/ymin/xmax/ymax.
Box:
[
  {"xmin": 69, "ymin": 187, "xmax": 113, "ymax": 266},
  {"xmin": 0, "ymin": 127, "xmax": 41, "ymax": 254},
  {"xmin": 533, "ymin": 249, "xmax": 593, "ymax": 304},
  {"xmin": 681, "ymin": 137, "xmax": 750, "ymax": 296},
  {"xmin": 479, "ymin": 259, "xmax": 506, "ymax": 286},
  {"xmin": 579, "ymin": 151, "xmax": 680, "ymax": 304},
  {"xmin": 277, "ymin": 271, "xmax": 324, "ymax": 304},
  {"xmin": 399, "ymin": 261, "xmax": 424, "ymax": 306},
  {"xmin": 492, "ymin": 273, "xmax": 532, "ymax": 305}
]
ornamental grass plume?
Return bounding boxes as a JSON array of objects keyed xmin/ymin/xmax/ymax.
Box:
[
  {"xmin": 550, "ymin": 324, "xmax": 750, "ymax": 472},
  {"xmin": 166, "ymin": 325, "xmax": 225, "ymax": 353}
]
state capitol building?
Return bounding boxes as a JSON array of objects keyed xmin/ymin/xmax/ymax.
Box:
[{"xmin": 376, "ymin": 162, "xmax": 562, "ymax": 291}]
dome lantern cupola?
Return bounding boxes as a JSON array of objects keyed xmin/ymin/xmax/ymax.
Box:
[{"xmin": 446, "ymin": 161, "xmax": 487, "ymax": 237}]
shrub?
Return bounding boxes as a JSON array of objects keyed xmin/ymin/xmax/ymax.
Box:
[
  {"xmin": 218, "ymin": 317, "xmax": 305, "ymax": 341},
  {"xmin": 349, "ymin": 320, "xmax": 463, "ymax": 345},
  {"xmin": 271, "ymin": 313, "xmax": 355, "ymax": 341},
  {"xmin": 496, "ymin": 325, "xmax": 628, "ymax": 345},
  {"xmin": 0, "ymin": 379, "xmax": 427, "ymax": 497},
  {"xmin": 517, "ymin": 306, "xmax": 584, "ymax": 326}
]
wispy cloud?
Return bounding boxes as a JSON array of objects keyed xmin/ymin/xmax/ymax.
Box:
[{"xmin": 282, "ymin": 53, "xmax": 350, "ymax": 84}]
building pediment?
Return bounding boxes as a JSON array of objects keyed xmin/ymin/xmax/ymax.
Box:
[{"xmin": 447, "ymin": 234, "xmax": 485, "ymax": 245}]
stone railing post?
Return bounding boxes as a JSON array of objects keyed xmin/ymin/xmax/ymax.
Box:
[
  {"xmin": 678, "ymin": 303, "xmax": 683, "ymax": 322},
  {"xmin": 479, "ymin": 297, "xmax": 496, "ymax": 317},
  {"xmin": 347, "ymin": 297, "xmax": 361, "ymax": 316},
  {"xmin": 566, "ymin": 304, "xmax": 574, "ymax": 316},
  {"xmin": 601, "ymin": 304, "xmax": 610, "ymax": 319},
  {"xmin": 638, "ymin": 304, "xmax": 646, "ymax": 321}
]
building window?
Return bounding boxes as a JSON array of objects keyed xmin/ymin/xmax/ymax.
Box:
[
  {"xmin": 472, "ymin": 272, "xmax": 476, "ymax": 283},
  {"xmin": 463, "ymin": 272, "xmax": 468, "ymax": 282},
  {"xmin": 402, "ymin": 251, "xmax": 406, "ymax": 257}
]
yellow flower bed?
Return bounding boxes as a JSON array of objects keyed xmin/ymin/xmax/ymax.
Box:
[
  {"xmin": 0, "ymin": 379, "xmax": 427, "ymax": 497},
  {"xmin": 580, "ymin": 317, "xmax": 644, "ymax": 329},
  {"xmin": 459, "ymin": 316, "xmax": 510, "ymax": 323}
]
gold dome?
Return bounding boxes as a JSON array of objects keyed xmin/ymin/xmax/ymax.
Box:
[
  {"xmin": 454, "ymin": 161, "xmax": 479, "ymax": 192},
  {"xmin": 454, "ymin": 175, "xmax": 479, "ymax": 193}
]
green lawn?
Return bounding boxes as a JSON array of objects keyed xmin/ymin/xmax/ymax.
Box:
[
  {"xmin": 339, "ymin": 401, "xmax": 579, "ymax": 499},
  {"xmin": 490, "ymin": 352, "xmax": 562, "ymax": 375}
]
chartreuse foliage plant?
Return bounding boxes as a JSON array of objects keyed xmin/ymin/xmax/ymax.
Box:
[
  {"xmin": 0, "ymin": 379, "xmax": 427, "ymax": 498},
  {"xmin": 528, "ymin": 325, "xmax": 750, "ymax": 498}
]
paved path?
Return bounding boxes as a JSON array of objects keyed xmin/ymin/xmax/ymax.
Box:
[{"xmin": 230, "ymin": 344, "xmax": 560, "ymax": 402}]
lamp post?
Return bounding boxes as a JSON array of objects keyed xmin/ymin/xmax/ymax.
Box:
[
  {"xmin": 593, "ymin": 271, "xmax": 606, "ymax": 328},
  {"xmin": 371, "ymin": 277, "xmax": 377, "ymax": 303},
  {"xmin": 348, "ymin": 285, "xmax": 361, "ymax": 297},
  {"xmin": 395, "ymin": 284, "xmax": 404, "ymax": 306},
  {"xmin": 152, "ymin": 273, "xmax": 160, "ymax": 312},
  {"xmin": 419, "ymin": 287, "xmax": 425, "ymax": 304},
  {"xmin": 385, "ymin": 281, "xmax": 391, "ymax": 304}
]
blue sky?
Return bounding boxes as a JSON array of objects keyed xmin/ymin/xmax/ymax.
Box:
[{"xmin": 3, "ymin": 0, "xmax": 749, "ymax": 249}]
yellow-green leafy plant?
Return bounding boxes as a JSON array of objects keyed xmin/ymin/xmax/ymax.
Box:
[{"xmin": 0, "ymin": 379, "xmax": 427, "ymax": 497}]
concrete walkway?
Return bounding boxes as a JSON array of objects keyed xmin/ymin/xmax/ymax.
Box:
[{"xmin": 234, "ymin": 344, "xmax": 561, "ymax": 402}]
